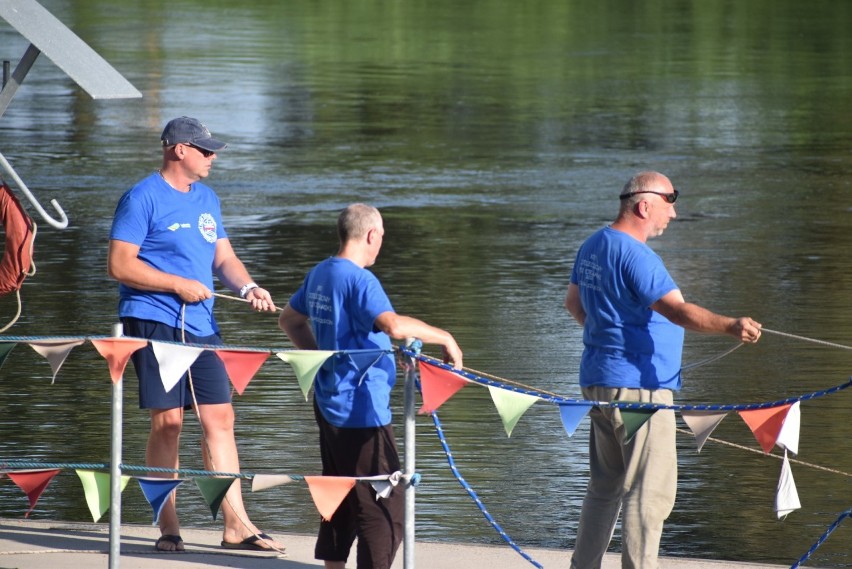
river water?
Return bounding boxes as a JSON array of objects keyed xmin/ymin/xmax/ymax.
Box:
[{"xmin": 0, "ymin": 0, "xmax": 850, "ymax": 566}]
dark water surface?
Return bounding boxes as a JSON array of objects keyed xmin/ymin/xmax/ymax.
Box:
[{"xmin": 1, "ymin": 1, "xmax": 851, "ymax": 566}]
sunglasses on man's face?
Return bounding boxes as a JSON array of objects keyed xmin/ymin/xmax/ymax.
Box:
[
  {"xmin": 618, "ymin": 189, "xmax": 679, "ymax": 204},
  {"xmin": 184, "ymin": 143, "xmax": 216, "ymax": 158}
]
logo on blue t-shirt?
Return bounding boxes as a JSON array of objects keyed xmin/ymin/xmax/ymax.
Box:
[{"xmin": 198, "ymin": 213, "xmax": 217, "ymax": 243}]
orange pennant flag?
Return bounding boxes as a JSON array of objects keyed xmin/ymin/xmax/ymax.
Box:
[
  {"xmin": 418, "ymin": 360, "xmax": 467, "ymax": 414},
  {"xmin": 91, "ymin": 338, "xmax": 148, "ymax": 384},
  {"xmin": 304, "ymin": 476, "xmax": 357, "ymax": 521},
  {"xmin": 6, "ymin": 469, "xmax": 61, "ymax": 517},
  {"xmin": 738, "ymin": 404, "xmax": 792, "ymax": 454},
  {"xmin": 216, "ymin": 349, "xmax": 271, "ymax": 395}
]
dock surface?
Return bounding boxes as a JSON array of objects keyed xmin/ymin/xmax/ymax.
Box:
[{"xmin": 0, "ymin": 518, "xmax": 795, "ymax": 569}]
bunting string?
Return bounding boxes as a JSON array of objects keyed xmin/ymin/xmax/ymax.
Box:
[{"xmin": 405, "ymin": 349, "xmax": 852, "ymax": 412}]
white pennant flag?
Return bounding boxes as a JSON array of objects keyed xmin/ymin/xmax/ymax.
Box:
[
  {"xmin": 362, "ymin": 471, "xmax": 404, "ymax": 500},
  {"xmin": 775, "ymin": 401, "xmax": 800, "ymax": 455},
  {"xmin": 251, "ymin": 474, "xmax": 296, "ymax": 492},
  {"xmin": 775, "ymin": 451, "xmax": 801, "ymax": 519},
  {"xmin": 680, "ymin": 410, "xmax": 728, "ymax": 453},
  {"xmin": 151, "ymin": 341, "xmax": 204, "ymax": 393},
  {"xmin": 29, "ymin": 339, "xmax": 85, "ymax": 383}
]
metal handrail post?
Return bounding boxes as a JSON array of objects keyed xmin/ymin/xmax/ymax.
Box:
[
  {"xmin": 403, "ymin": 343, "xmax": 417, "ymax": 569},
  {"xmin": 108, "ymin": 323, "xmax": 124, "ymax": 569}
]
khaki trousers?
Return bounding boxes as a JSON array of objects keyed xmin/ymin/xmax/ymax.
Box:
[{"xmin": 571, "ymin": 387, "xmax": 677, "ymax": 569}]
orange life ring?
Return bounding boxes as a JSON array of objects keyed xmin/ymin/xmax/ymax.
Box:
[{"xmin": 0, "ymin": 181, "xmax": 35, "ymax": 295}]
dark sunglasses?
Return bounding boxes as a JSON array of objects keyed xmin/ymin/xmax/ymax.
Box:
[
  {"xmin": 184, "ymin": 143, "xmax": 216, "ymax": 158},
  {"xmin": 619, "ymin": 189, "xmax": 679, "ymax": 204}
]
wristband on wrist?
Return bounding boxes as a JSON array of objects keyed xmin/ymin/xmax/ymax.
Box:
[{"xmin": 239, "ymin": 282, "xmax": 259, "ymax": 299}]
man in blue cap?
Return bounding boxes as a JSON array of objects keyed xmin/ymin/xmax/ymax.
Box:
[{"xmin": 108, "ymin": 117, "xmax": 283, "ymax": 553}]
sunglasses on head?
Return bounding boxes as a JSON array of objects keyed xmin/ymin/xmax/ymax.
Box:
[{"xmin": 619, "ymin": 189, "xmax": 679, "ymax": 204}]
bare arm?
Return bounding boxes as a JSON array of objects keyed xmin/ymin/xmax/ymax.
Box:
[
  {"xmin": 564, "ymin": 283, "xmax": 586, "ymax": 326},
  {"xmin": 278, "ymin": 304, "xmax": 319, "ymax": 350},
  {"xmin": 651, "ymin": 289, "xmax": 762, "ymax": 343},
  {"xmin": 108, "ymin": 239, "xmax": 211, "ymax": 304},
  {"xmin": 374, "ymin": 311, "xmax": 463, "ymax": 369},
  {"xmin": 213, "ymin": 238, "xmax": 276, "ymax": 311}
]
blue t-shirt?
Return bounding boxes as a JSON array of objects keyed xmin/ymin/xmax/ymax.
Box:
[
  {"xmin": 289, "ymin": 257, "xmax": 396, "ymax": 428},
  {"xmin": 570, "ymin": 226, "xmax": 684, "ymax": 390},
  {"xmin": 109, "ymin": 173, "xmax": 227, "ymax": 336}
]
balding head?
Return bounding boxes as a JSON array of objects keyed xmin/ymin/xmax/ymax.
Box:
[
  {"xmin": 618, "ymin": 171, "xmax": 673, "ymax": 211},
  {"xmin": 338, "ymin": 203, "xmax": 382, "ymax": 244}
]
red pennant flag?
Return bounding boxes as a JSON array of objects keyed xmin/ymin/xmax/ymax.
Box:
[
  {"xmin": 6, "ymin": 469, "xmax": 61, "ymax": 517},
  {"xmin": 418, "ymin": 360, "xmax": 467, "ymax": 414},
  {"xmin": 91, "ymin": 338, "xmax": 148, "ymax": 384},
  {"xmin": 304, "ymin": 476, "xmax": 357, "ymax": 521},
  {"xmin": 738, "ymin": 404, "xmax": 792, "ymax": 454},
  {"xmin": 216, "ymin": 349, "xmax": 271, "ymax": 395}
]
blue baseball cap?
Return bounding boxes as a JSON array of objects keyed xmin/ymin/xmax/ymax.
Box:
[{"xmin": 160, "ymin": 116, "xmax": 227, "ymax": 152}]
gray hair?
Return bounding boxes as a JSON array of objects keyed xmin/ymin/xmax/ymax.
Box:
[
  {"xmin": 619, "ymin": 171, "xmax": 668, "ymax": 208},
  {"xmin": 337, "ymin": 203, "xmax": 381, "ymax": 243}
]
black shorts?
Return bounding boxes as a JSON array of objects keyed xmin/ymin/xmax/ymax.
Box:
[
  {"xmin": 123, "ymin": 317, "xmax": 231, "ymax": 409},
  {"xmin": 314, "ymin": 401, "xmax": 404, "ymax": 569}
]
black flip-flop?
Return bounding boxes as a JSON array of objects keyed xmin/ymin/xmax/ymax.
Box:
[
  {"xmin": 220, "ymin": 532, "xmax": 275, "ymax": 551},
  {"xmin": 155, "ymin": 534, "xmax": 185, "ymax": 552}
]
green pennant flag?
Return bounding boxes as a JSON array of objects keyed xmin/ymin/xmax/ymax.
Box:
[
  {"xmin": 276, "ymin": 350, "xmax": 335, "ymax": 400},
  {"xmin": 75, "ymin": 470, "xmax": 130, "ymax": 522},
  {"xmin": 0, "ymin": 342, "xmax": 17, "ymax": 370},
  {"xmin": 487, "ymin": 385, "xmax": 539, "ymax": 437},
  {"xmin": 195, "ymin": 477, "xmax": 237, "ymax": 521},
  {"xmin": 620, "ymin": 408, "xmax": 657, "ymax": 443}
]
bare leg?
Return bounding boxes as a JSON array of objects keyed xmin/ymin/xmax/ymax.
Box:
[
  {"xmin": 325, "ymin": 562, "xmax": 346, "ymax": 569},
  {"xmin": 147, "ymin": 408, "xmax": 184, "ymax": 551},
  {"xmin": 197, "ymin": 402, "xmax": 284, "ymax": 551}
]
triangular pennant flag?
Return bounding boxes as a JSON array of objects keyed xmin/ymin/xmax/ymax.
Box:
[
  {"xmin": 418, "ymin": 360, "xmax": 468, "ymax": 414},
  {"xmin": 90, "ymin": 338, "xmax": 148, "ymax": 384},
  {"xmin": 75, "ymin": 470, "xmax": 131, "ymax": 522},
  {"xmin": 6, "ymin": 469, "xmax": 61, "ymax": 517},
  {"xmin": 28, "ymin": 339, "xmax": 85, "ymax": 383},
  {"xmin": 620, "ymin": 408, "xmax": 657, "ymax": 443},
  {"xmin": 276, "ymin": 350, "xmax": 335, "ymax": 400},
  {"xmin": 251, "ymin": 474, "xmax": 296, "ymax": 492},
  {"xmin": 195, "ymin": 477, "xmax": 237, "ymax": 520},
  {"xmin": 216, "ymin": 349, "xmax": 271, "ymax": 395},
  {"xmin": 776, "ymin": 401, "xmax": 800, "ymax": 455},
  {"xmin": 775, "ymin": 452, "xmax": 801, "ymax": 519},
  {"xmin": 364, "ymin": 471, "xmax": 403, "ymax": 500},
  {"xmin": 304, "ymin": 476, "xmax": 357, "ymax": 521},
  {"xmin": 0, "ymin": 341, "xmax": 17, "ymax": 370},
  {"xmin": 558, "ymin": 403, "xmax": 593, "ymax": 437},
  {"xmin": 137, "ymin": 477, "xmax": 185, "ymax": 524},
  {"xmin": 738, "ymin": 404, "xmax": 792, "ymax": 454},
  {"xmin": 487, "ymin": 386, "xmax": 539, "ymax": 437},
  {"xmin": 681, "ymin": 410, "xmax": 729, "ymax": 452},
  {"xmin": 151, "ymin": 342, "xmax": 204, "ymax": 393}
]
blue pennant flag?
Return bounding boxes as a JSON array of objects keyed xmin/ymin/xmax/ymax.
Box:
[
  {"xmin": 137, "ymin": 477, "xmax": 185, "ymax": 524},
  {"xmin": 558, "ymin": 402, "xmax": 593, "ymax": 437}
]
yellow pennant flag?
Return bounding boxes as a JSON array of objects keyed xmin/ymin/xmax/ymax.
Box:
[
  {"xmin": 276, "ymin": 350, "xmax": 335, "ymax": 400},
  {"xmin": 76, "ymin": 470, "xmax": 130, "ymax": 522},
  {"xmin": 487, "ymin": 386, "xmax": 539, "ymax": 437}
]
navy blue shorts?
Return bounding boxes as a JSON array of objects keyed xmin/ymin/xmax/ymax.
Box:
[{"xmin": 122, "ymin": 317, "xmax": 231, "ymax": 410}]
